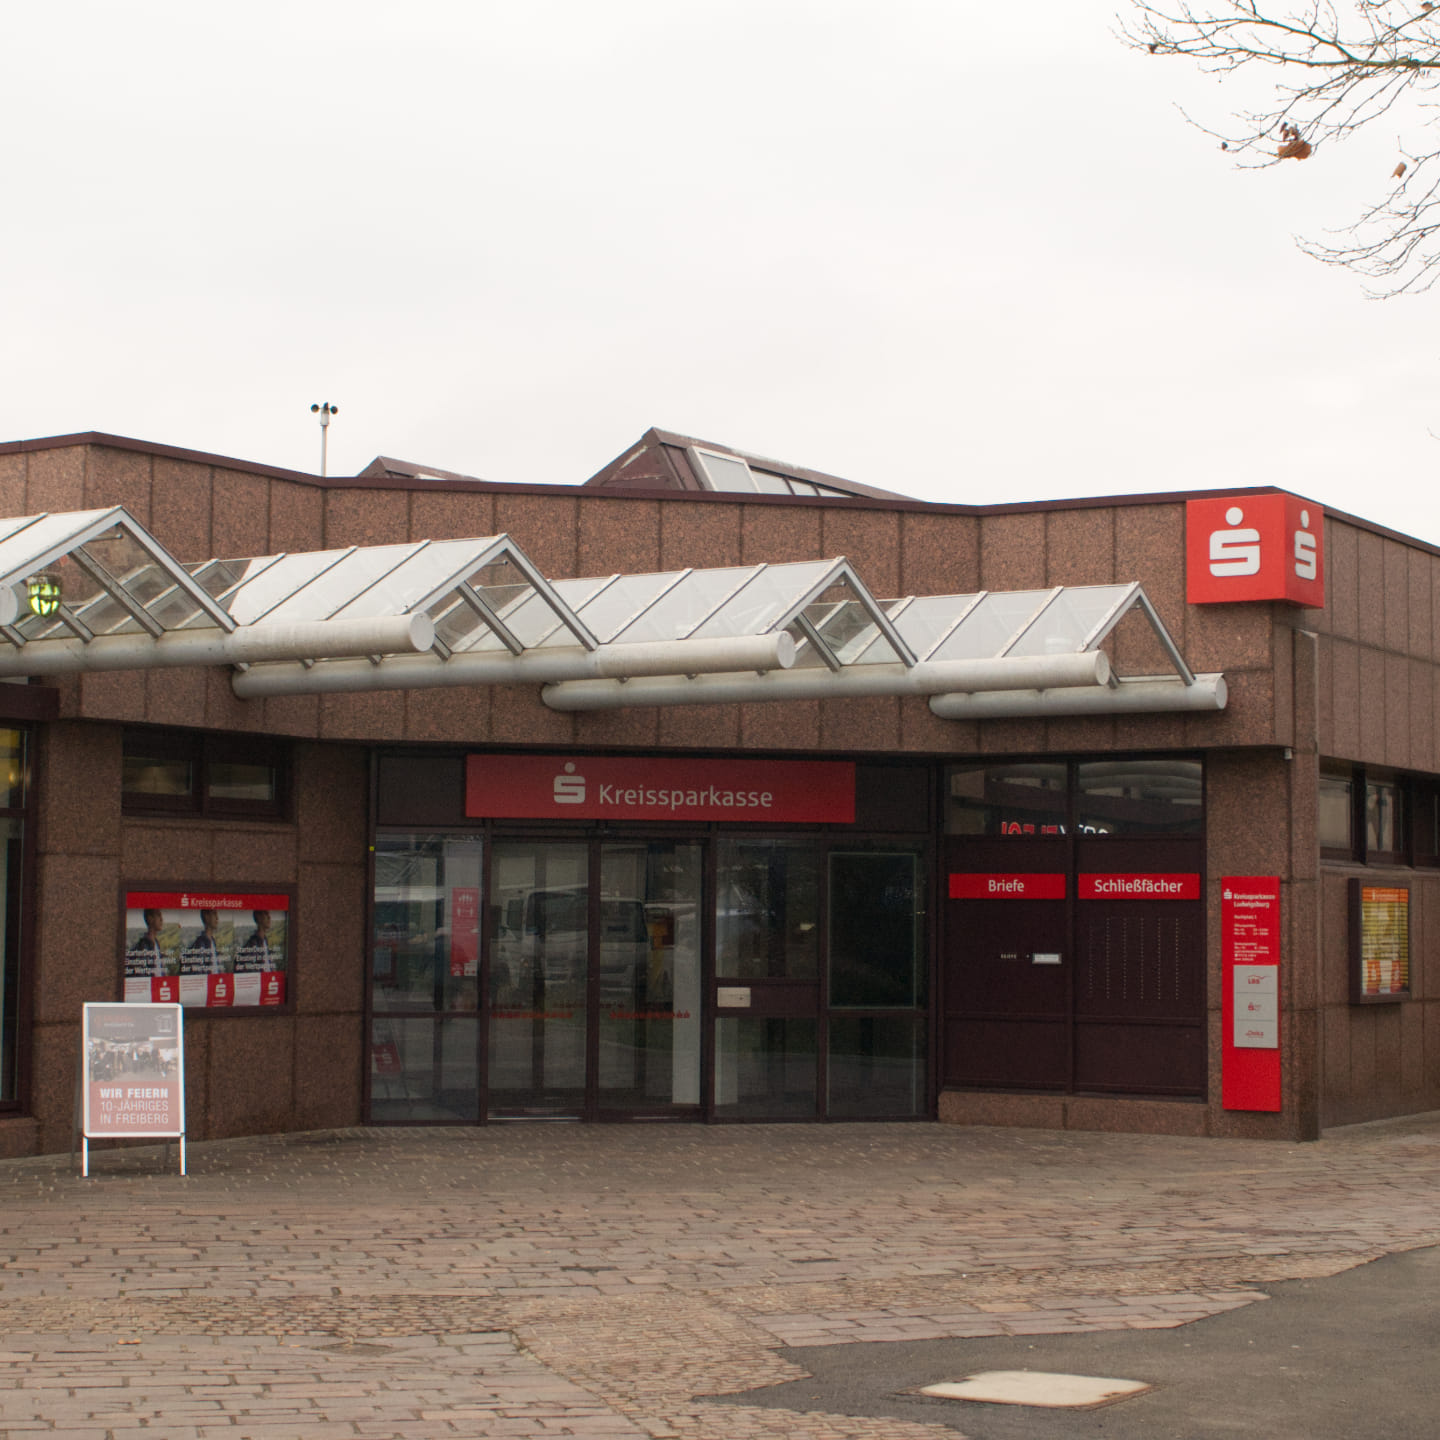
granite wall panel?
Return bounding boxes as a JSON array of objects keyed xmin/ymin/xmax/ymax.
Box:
[
  {"xmin": 1327, "ymin": 639, "xmax": 1360, "ymax": 759},
  {"xmin": 150, "ymin": 458, "xmax": 213, "ymax": 560},
  {"xmin": 38, "ymin": 723, "xmax": 122, "ymax": 856},
  {"xmin": 740, "ymin": 504, "xmax": 821, "ymax": 564},
  {"xmin": 490, "ymin": 686, "xmax": 573, "ymax": 746},
  {"xmin": 294, "ymin": 1014, "xmax": 363, "ymax": 1129},
  {"xmin": 122, "ymin": 822, "xmax": 214, "ymax": 881},
  {"xmin": 322, "ymin": 488, "xmax": 408, "ymax": 550},
  {"xmin": 1385, "ymin": 653, "xmax": 1411, "ymax": 769},
  {"xmin": 257, "ymin": 694, "xmax": 321, "ymax": 738},
  {"xmin": 655, "ymin": 705, "xmax": 737, "ymax": 750},
  {"xmin": 821, "ymin": 507, "xmax": 900, "ymax": 595},
  {"xmin": 206, "ymin": 1016, "xmax": 296, "ymax": 1139},
  {"xmin": 740, "ymin": 699, "xmax": 821, "ymax": 750},
  {"xmin": 211, "ymin": 470, "xmax": 270, "ymax": 559},
  {"xmin": 494, "ymin": 494, "xmax": 578, "ymax": 577},
  {"xmin": 1383, "ymin": 539, "xmax": 1410, "ymax": 654},
  {"xmin": 0, "ymin": 453, "xmax": 25, "ymax": 516},
  {"xmin": 576, "ymin": 706, "xmax": 662, "ymax": 749},
  {"xmin": 269, "ymin": 482, "xmax": 324, "ymax": 555},
  {"xmin": 1358, "ymin": 647, "xmax": 1387, "ymax": 761},
  {"xmin": 79, "ymin": 671, "xmax": 146, "ymax": 724},
  {"xmin": 819, "ymin": 696, "xmax": 900, "ymax": 753},
  {"xmin": 579, "ymin": 499, "xmax": 662, "ymax": 578},
  {"xmin": 210, "ymin": 826, "xmax": 298, "ymax": 885},
  {"xmin": 1408, "ymin": 546, "xmax": 1431, "ymax": 658},
  {"xmin": 899, "ymin": 511, "xmax": 977, "ymax": 597},
  {"xmin": 295, "ymin": 861, "xmax": 365, "ymax": 1015},
  {"xmin": 1325, "ymin": 519, "xmax": 1359, "ymax": 639},
  {"xmin": 1045, "ymin": 508, "xmax": 1114, "ymax": 587},
  {"xmin": 318, "ymin": 691, "xmax": 407, "ymax": 743},
  {"xmin": 979, "ymin": 512, "xmax": 1045, "ymax": 592},
  {"xmin": 144, "ymin": 667, "xmax": 208, "ymax": 730},
  {"xmin": 84, "ymin": 446, "xmax": 152, "ymax": 521},
  {"xmin": 1356, "ymin": 529, "xmax": 1385, "ymax": 649},
  {"xmin": 26, "ymin": 446, "xmax": 86, "ymax": 513},
  {"xmin": 33, "ymin": 853, "xmax": 122, "ymax": 1024},
  {"xmin": 402, "ymin": 687, "xmax": 493, "ymax": 745},
  {"xmin": 659, "ymin": 501, "xmax": 743, "ymax": 570},
  {"xmin": 409, "ymin": 488, "xmax": 496, "ymax": 542}
]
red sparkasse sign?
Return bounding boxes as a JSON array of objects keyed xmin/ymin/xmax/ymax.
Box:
[
  {"xmin": 1186, "ymin": 492, "xmax": 1324, "ymax": 607},
  {"xmin": 949, "ymin": 873, "xmax": 1067, "ymax": 900},
  {"xmin": 465, "ymin": 755, "xmax": 855, "ymax": 823},
  {"xmin": 1221, "ymin": 875, "xmax": 1282, "ymax": 1112},
  {"xmin": 1079, "ymin": 873, "xmax": 1200, "ymax": 900}
]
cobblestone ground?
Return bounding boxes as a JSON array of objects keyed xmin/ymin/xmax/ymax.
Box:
[{"xmin": 3, "ymin": 1115, "xmax": 1440, "ymax": 1438}]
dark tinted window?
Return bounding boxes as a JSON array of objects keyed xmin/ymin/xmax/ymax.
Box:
[
  {"xmin": 1076, "ymin": 759, "xmax": 1203, "ymax": 837},
  {"xmin": 946, "ymin": 763, "xmax": 1067, "ymax": 836}
]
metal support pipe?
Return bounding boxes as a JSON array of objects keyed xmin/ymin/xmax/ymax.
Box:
[
  {"xmin": 0, "ymin": 614, "xmax": 436, "ymax": 678},
  {"xmin": 928, "ymin": 673, "xmax": 1227, "ymax": 719},
  {"xmin": 539, "ymin": 650, "xmax": 1110, "ymax": 712},
  {"xmin": 231, "ymin": 630, "xmax": 796, "ymax": 699}
]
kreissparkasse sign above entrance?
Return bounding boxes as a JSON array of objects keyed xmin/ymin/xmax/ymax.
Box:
[
  {"xmin": 1186, "ymin": 492, "xmax": 1324, "ymax": 607},
  {"xmin": 465, "ymin": 754, "xmax": 855, "ymax": 823}
]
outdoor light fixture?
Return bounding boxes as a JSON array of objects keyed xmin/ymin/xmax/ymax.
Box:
[{"xmin": 26, "ymin": 574, "xmax": 60, "ymax": 617}]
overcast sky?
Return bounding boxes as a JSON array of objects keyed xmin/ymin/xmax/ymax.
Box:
[{"xmin": 5, "ymin": 2, "xmax": 1439, "ymax": 541}]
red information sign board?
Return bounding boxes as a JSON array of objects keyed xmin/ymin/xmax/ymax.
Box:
[
  {"xmin": 1221, "ymin": 876, "xmax": 1282, "ymax": 1112},
  {"xmin": 466, "ymin": 754, "xmax": 855, "ymax": 823},
  {"xmin": 1078, "ymin": 873, "xmax": 1200, "ymax": 900},
  {"xmin": 949, "ymin": 873, "xmax": 1067, "ymax": 900}
]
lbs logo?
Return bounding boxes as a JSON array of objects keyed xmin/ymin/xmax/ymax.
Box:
[{"xmin": 1186, "ymin": 493, "xmax": 1324, "ymax": 607}]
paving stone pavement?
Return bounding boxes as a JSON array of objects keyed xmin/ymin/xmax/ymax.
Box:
[{"xmin": 3, "ymin": 1115, "xmax": 1440, "ymax": 1438}]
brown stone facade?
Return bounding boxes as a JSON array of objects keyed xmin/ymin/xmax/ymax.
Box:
[{"xmin": 0, "ymin": 434, "xmax": 1432, "ymax": 1151}]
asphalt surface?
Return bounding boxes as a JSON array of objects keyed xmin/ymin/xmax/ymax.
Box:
[{"xmin": 716, "ymin": 1244, "xmax": 1440, "ymax": 1439}]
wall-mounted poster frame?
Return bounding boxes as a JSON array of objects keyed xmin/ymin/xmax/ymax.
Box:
[
  {"xmin": 119, "ymin": 884, "xmax": 296, "ymax": 1012},
  {"xmin": 1348, "ymin": 879, "xmax": 1411, "ymax": 1004}
]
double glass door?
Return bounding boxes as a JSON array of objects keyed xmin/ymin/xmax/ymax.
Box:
[
  {"xmin": 370, "ymin": 831, "xmax": 927, "ymax": 1122},
  {"xmin": 488, "ymin": 839, "xmax": 702, "ymax": 1117}
]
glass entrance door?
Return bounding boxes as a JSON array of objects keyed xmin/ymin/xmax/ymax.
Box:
[
  {"xmin": 488, "ymin": 840, "xmax": 588, "ymax": 1115},
  {"xmin": 487, "ymin": 838, "xmax": 703, "ymax": 1118},
  {"xmin": 596, "ymin": 842, "xmax": 702, "ymax": 1114}
]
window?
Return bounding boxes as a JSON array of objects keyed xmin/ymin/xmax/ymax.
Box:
[
  {"xmin": 1365, "ymin": 775, "xmax": 1404, "ymax": 863},
  {"xmin": 1319, "ymin": 771, "xmax": 1356, "ymax": 859},
  {"xmin": 122, "ymin": 730, "xmax": 289, "ymax": 819},
  {"xmin": 1076, "ymin": 759, "xmax": 1203, "ymax": 838}
]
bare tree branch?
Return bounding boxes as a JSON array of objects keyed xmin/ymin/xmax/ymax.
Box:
[{"xmin": 1119, "ymin": 1, "xmax": 1440, "ymax": 293}]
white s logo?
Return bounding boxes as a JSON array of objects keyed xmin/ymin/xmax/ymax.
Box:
[
  {"xmin": 553, "ymin": 762, "xmax": 585, "ymax": 804},
  {"xmin": 1210, "ymin": 506, "xmax": 1261, "ymax": 577},
  {"xmin": 1294, "ymin": 508, "xmax": 1317, "ymax": 581}
]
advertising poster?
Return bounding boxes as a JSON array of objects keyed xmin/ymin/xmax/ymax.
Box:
[
  {"xmin": 1350, "ymin": 881, "xmax": 1411, "ymax": 1003},
  {"xmin": 82, "ymin": 1002, "xmax": 184, "ymax": 1137},
  {"xmin": 123, "ymin": 890, "xmax": 289, "ymax": 1009}
]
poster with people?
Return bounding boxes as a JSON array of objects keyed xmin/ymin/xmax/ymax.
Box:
[
  {"xmin": 122, "ymin": 891, "xmax": 289, "ymax": 1008},
  {"xmin": 82, "ymin": 1002, "xmax": 184, "ymax": 1137}
]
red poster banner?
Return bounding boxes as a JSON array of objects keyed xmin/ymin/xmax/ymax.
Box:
[
  {"xmin": 1221, "ymin": 875, "xmax": 1282, "ymax": 1112},
  {"xmin": 450, "ymin": 886, "xmax": 480, "ymax": 978},
  {"xmin": 123, "ymin": 890, "xmax": 290, "ymax": 1011},
  {"xmin": 466, "ymin": 754, "xmax": 855, "ymax": 823},
  {"xmin": 1079, "ymin": 873, "xmax": 1200, "ymax": 900},
  {"xmin": 949, "ymin": 873, "xmax": 1067, "ymax": 900}
]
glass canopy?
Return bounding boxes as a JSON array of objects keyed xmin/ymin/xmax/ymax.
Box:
[{"xmin": 0, "ymin": 507, "xmax": 1204, "ymax": 708}]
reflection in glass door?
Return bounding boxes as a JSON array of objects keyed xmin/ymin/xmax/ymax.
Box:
[
  {"xmin": 597, "ymin": 842, "xmax": 702, "ymax": 1112},
  {"xmin": 488, "ymin": 841, "xmax": 588, "ymax": 1116}
]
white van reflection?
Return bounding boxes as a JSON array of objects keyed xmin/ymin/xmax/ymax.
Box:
[{"xmin": 493, "ymin": 889, "xmax": 654, "ymax": 1002}]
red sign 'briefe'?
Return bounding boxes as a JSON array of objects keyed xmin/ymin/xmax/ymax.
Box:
[
  {"xmin": 949, "ymin": 873, "xmax": 1067, "ymax": 900},
  {"xmin": 465, "ymin": 755, "xmax": 855, "ymax": 823},
  {"xmin": 1078, "ymin": 873, "xmax": 1200, "ymax": 900},
  {"xmin": 1186, "ymin": 493, "xmax": 1324, "ymax": 607}
]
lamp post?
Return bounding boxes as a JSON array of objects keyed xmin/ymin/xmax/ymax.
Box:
[{"xmin": 310, "ymin": 402, "xmax": 338, "ymax": 478}]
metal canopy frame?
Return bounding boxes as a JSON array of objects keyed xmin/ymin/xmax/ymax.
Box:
[{"xmin": 0, "ymin": 508, "xmax": 1225, "ymax": 719}]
